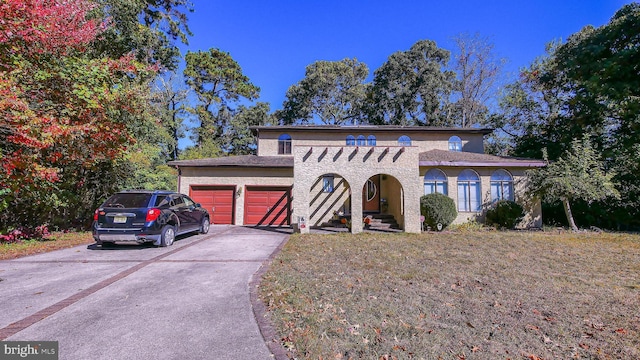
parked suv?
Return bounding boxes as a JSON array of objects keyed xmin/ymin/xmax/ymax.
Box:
[{"xmin": 92, "ymin": 190, "xmax": 210, "ymax": 247}]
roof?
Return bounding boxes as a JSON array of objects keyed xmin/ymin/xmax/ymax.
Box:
[
  {"xmin": 168, "ymin": 155, "xmax": 294, "ymax": 168},
  {"xmin": 251, "ymin": 125, "xmax": 493, "ymax": 135},
  {"xmin": 419, "ymin": 149, "xmax": 546, "ymax": 168}
]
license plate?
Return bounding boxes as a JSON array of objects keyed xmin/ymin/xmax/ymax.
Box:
[{"xmin": 113, "ymin": 216, "xmax": 127, "ymax": 224}]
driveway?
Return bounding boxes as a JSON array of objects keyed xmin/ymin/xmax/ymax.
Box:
[{"xmin": 0, "ymin": 225, "xmax": 289, "ymax": 360}]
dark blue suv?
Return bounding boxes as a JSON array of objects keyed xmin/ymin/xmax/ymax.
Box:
[{"xmin": 92, "ymin": 190, "xmax": 210, "ymax": 247}]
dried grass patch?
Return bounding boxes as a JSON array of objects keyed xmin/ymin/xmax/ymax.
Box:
[
  {"xmin": 259, "ymin": 231, "xmax": 640, "ymax": 359},
  {"xmin": 0, "ymin": 232, "xmax": 93, "ymax": 260}
]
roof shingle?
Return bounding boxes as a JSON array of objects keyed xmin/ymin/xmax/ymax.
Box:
[{"xmin": 168, "ymin": 155, "xmax": 293, "ymax": 168}]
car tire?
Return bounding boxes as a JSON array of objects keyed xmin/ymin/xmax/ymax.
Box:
[
  {"xmin": 199, "ymin": 217, "xmax": 210, "ymax": 234},
  {"xmin": 160, "ymin": 225, "xmax": 176, "ymax": 247},
  {"xmin": 102, "ymin": 242, "xmax": 115, "ymax": 248}
]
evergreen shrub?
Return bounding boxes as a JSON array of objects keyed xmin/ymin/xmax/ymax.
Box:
[
  {"xmin": 420, "ymin": 193, "xmax": 457, "ymax": 231},
  {"xmin": 485, "ymin": 200, "xmax": 524, "ymax": 229}
]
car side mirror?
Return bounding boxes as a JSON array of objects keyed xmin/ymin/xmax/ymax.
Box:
[{"xmin": 195, "ymin": 203, "xmax": 202, "ymax": 208}]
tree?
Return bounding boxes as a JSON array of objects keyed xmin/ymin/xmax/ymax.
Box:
[
  {"xmin": 224, "ymin": 102, "xmax": 275, "ymax": 155},
  {"xmin": 278, "ymin": 58, "xmax": 369, "ymax": 125},
  {"xmin": 526, "ymin": 139, "xmax": 619, "ymax": 231},
  {"xmin": 495, "ymin": 3, "xmax": 640, "ymax": 228},
  {"xmin": 368, "ymin": 39, "xmax": 455, "ymax": 126},
  {"xmin": 93, "ymin": 0, "xmax": 193, "ymax": 71},
  {"xmin": 450, "ymin": 33, "xmax": 505, "ymax": 127},
  {"xmin": 0, "ymin": 0, "xmax": 158, "ymax": 230},
  {"xmin": 184, "ymin": 48, "xmax": 260, "ymax": 148},
  {"xmin": 151, "ymin": 72, "xmax": 190, "ymax": 160}
]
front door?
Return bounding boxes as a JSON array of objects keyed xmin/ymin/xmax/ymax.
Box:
[{"xmin": 363, "ymin": 175, "xmax": 380, "ymax": 212}]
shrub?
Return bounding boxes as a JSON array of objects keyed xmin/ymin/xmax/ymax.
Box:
[
  {"xmin": 485, "ymin": 200, "xmax": 525, "ymax": 229},
  {"xmin": 420, "ymin": 193, "xmax": 457, "ymax": 231},
  {"xmin": 0, "ymin": 225, "xmax": 50, "ymax": 244}
]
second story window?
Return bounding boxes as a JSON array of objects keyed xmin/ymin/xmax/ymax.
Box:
[
  {"xmin": 346, "ymin": 135, "xmax": 356, "ymax": 146},
  {"xmin": 449, "ymin": 136, "xmax": 462, "ymax": 152},
  {"xmin": 356, "ymin": 135, "xmax": 366, "ymax": 146},
  {"xmin": 367, "ymin": 135, "xmax": 377, "ymax": 146},
  {"xmin": 278, "ymin": 134, "xmax": 292, "ymax": 154},
  {"xmin": 398, "ymin": 135, "xmax": 412, "ymax": 146}
]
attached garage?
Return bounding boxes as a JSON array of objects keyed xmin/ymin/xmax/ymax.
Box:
[
  {"xmin": 190, "ymin": 186, "xmax": 235, "ymax": 225},
  {"xmin": 244, "ymin": 186, "xmax": 291, "ymax": 226}
]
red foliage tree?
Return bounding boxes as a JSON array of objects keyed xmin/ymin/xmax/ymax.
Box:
[{"xmin": 0, "ymin": 0, "xmax": 156, "ymax": 230}]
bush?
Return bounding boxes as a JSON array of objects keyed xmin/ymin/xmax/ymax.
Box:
[
  {"xmin": 485, "ymin": 200, "xmax": 525, "ymax": 229},
  {"xmin": 420, "ymin": 193, "xmax": 457, "ymax": 231}
]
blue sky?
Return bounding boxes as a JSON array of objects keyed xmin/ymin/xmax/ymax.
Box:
[{"xmin": 179, "ymin": 0, "xmax": 632, "ymax": 114}]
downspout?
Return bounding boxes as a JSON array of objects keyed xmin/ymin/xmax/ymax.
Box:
[{"xmin": 175, "ymin": 166, "xmax": 181, "ymax": 193}]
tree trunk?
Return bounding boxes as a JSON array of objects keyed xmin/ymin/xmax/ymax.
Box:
[{"xmin": 562, "ymin": 198, "xmax": 579, "ymax": 232}]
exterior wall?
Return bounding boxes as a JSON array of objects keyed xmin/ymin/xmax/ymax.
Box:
[
  {"xmin": 309, "ymin": 174, "xmax": 351, "ymax": 227},
  {"xmin": 257, "ymin": 129, "xmax": 485, "ymax": 156},
  {"xmin": 418, "ymin": 167, "xmax": 542, "ymax": 228},
  {"xmin": 178, "ymin": 167, "xmax": 293, "ymax": 225},
  {"xmin": 292, "ymin": 145, "xmax": 422, "ymax": 233}
]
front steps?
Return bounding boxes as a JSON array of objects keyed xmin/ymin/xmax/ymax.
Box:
[{"xmin": 319, "ymin": 213, "xmax": 401, "ymax": 232}]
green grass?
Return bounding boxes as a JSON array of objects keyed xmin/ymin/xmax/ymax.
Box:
[
  {"xmin": 259, "ymin": 231, "xmax": 640, "ymax": 359},
  {"xmin": 0, "ymin": 232, "xmax": 94, "ymax": 260}
]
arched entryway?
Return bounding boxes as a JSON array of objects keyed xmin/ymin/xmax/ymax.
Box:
[{"xmin": 361, "ymin": 174, "xmax": 404, "ymax": 231}]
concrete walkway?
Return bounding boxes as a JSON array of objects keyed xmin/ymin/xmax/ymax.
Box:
[{"xmin": 0, "ymin": 226, "xmax": 290, "ymax": 360}]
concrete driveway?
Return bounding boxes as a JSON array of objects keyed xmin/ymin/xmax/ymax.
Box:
[{"xmin": 0, "ymin": 225, "xmax": 289, "ymax": 360}]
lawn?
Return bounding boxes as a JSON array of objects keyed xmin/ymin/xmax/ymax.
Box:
[
  {"xmin": 259, "ymin": 230, "xmax": 640, "ymax": 359},
  {"xmin": 0, "ymin": 232, "xmax": 94, "ymax": 260}
]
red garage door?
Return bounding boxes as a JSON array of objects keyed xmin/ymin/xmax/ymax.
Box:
[
  {"xmin": 244, "ymin": 186, "xmax": 291, "ymax": 226},
  {"xmin": 190, "ymin": 186, "xmax": 235, "ymax": 225}
]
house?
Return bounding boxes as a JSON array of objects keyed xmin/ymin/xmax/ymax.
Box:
[{"xmin": 168, "ymin": 125, "xmax": 546, "ymax": 233}]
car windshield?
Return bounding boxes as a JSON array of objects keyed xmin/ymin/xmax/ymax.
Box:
[{"xmin": 103, "ymin": 193, "xmax": 152, "ymax": 208}]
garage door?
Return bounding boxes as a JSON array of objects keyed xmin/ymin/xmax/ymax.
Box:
[
  {"xmin": 244, "ymin": 186, "xmax": 291, "ymax": 226},
  {"xmin": 190, "ymin": 186, "xmax": 235, "ymax": 225}
]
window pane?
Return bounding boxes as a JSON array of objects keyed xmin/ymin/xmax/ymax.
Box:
[
  {"xmin": 504, "ymin": 183, "xmax": 513, "ymax": 201},
  {"xmin": 470, "ymin": 181, "xmax": 481, "ymax": 211},
  {"xmin": 367, "ymin": 135, "xmax": 376, "ymax": 146},
  {"xmin": 398, "ymin": 135, "xmax": 411, "ymax": 146},
  {"xmin": 438, "ymin": 182, "xmax": 448, "ymax": 195},
  {"xmin": 346, "ymin": 135, "xmax": 355, "ymax": 146},
  {"xmin": 458, "ymin": 183, "xmax": 469, "ymax": 211},
  {"xmin": 448, "ymin": 136, "xmax": 462, "ymax": 152},
  {"xmin": 424, "ymin": 182, "xmax": 435, "ymax": 195},
  {"xmin": 491, "ymin": 182, "xmax": 501, "ymax": 201},
  {"xmin": 323, "ymin": 176, "xmax": 334, "ymax": 193}
]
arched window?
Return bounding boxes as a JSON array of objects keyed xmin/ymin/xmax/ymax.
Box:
[
  {"xmin": 457, "ymin": 169, "xmax": 481, "ymax": 212},
  {"xmin": 356, "ymin": 135, "xmax": 366, "ymax": 146},
  {"xmin": 367, "ymin": 135, "xmax": 377, "ymax": 146},
  {"xmin": 278, "ymin": 134, "xmax": 292, "ymax": 154},
  {"xmin": 449, "ymin": 136, "xmax": 462, "ymax": 151},
  {"xmin": 424, "ymin": 169, "xmax": 448, "ymax": 195},
  {"xmin": 491, "ymin": 169, "xmax": 514, "ymax": 201},
  {"xmin": 346, "ymin": 135, "xmax": 356, "ymax": 146},
  {"xmin": 398, "ymin": 135, "xmax": 412, "ymax": 146}
]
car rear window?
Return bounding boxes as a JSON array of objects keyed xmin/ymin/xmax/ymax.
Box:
[{"xmin": 103, "ymin": 193, "xmax": 152, "ymax": 208}]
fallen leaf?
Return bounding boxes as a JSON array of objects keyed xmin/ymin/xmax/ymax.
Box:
[
  {"xmin": 471, "ymin": 346, "xmax": 480, "ymax": 352},
  {"xmin": 614, "ymin": 328, "xmax": 627, "ymax": 335},
  {"xmin": 579, "ymin": 343, "xmax": 590, "ymax": 349},
  {"xmin": 526, "ymin": 324, "xmax": 540, "ymax": 331},
  {"xmin": 532, "ymin": 309, "xmax": 542, "ymax": 316}
]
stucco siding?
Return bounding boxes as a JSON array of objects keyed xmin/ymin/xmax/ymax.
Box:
[
  {"xmin": 178, "ymin": 167, "xmax": 293, "ymax": 225},
  {"xmin": 418, "ymin": 167, "xmax": 542, "ymax": 228},
  {"xmin": 257, "ymin": 129, "xmax": 485, "ymax": 156}
]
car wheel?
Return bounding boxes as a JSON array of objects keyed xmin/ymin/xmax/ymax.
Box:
[
  {"xmin": 199, "ymin": 217, "xmax": 210, "ymax": 234},
  {"xmin": 102, "ymin": 242, "xmax": 115, "ymax": 248},
  {"xmin": 160, "ymin": 225, "xmax": 176, "ymax": 247}
]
